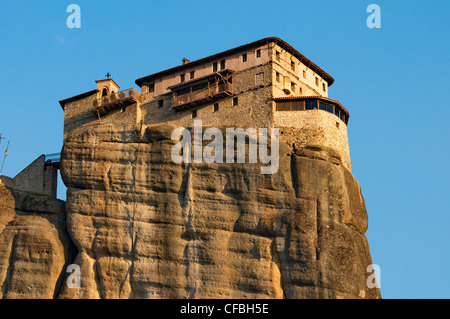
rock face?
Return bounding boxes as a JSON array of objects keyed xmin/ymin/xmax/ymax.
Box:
[
  {"xmin": 0, "ymin": 178, "xmax": 76, "ymax": 298},
  {"xmin": 57, "ymin": 123, "xmax": 381, "ymax": 299}
]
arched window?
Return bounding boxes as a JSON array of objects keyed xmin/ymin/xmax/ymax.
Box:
[{"xmin": 102, "ymin": 88, "xmax": 108, "ymax": 97}]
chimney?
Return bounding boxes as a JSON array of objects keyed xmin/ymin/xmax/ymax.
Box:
[{"xmin": 182, "ymin": 58, "xmax": 190, "ymax": 65}]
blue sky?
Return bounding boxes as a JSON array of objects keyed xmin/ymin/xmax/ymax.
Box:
[{"xmin": 0, "ymin": 0, "xmax": 449, "ymax": 299}]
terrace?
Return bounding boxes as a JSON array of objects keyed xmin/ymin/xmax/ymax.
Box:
[
  {"xmin": 169, "ymin": 69, "xmax": 234, "ymax": 111},
  {"xmin": 91, "ymin": 88, "xmax": 142, "ymax": 116}
]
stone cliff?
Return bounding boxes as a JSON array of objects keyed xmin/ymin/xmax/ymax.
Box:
[
  {"xmin": 0, "ymin": 177, "xmax": 76, "ymax": 298},
  {"xmin": 53, "ymin": 123, "xmax": 381, "ymax": 299}
]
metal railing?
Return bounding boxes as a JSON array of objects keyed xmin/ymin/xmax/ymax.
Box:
[
  {"xmin": 93, "ymin": 88, "xmax": 141, "ymax": 108},
  {"xmin": 172, "ymin": 82, "xmax": 233, "ymax": 108},
  {"xmin": 45, "ymin": 153, "xmax": 60, "ymax": 166}
]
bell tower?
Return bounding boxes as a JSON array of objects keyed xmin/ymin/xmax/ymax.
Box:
[{"xmin": 95, "ymin": 77, "xmax": 120, "ymax": 98}]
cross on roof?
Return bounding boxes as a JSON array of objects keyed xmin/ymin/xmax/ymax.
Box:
[{"xmin": 105, "ymin": 72, "xmax": 111, "ymax": 79}]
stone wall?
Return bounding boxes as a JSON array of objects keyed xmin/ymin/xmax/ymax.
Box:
[
  {"xmin": 13, "ymin": 155, "xmax": 46, "ymax": 195},
  {"xmin": 64, "ymin": 94, "xmax": 141, "ymax": 141},
  {"xmin": 270, "ymin": 43, "xmax": 328, "ymax": 98},
  {"xmin": 140, "ymin": 44, "xmax": 271, "ymax": 97},
  {"xmin": 141, "ymin": 63, "xmax": 274, "ymax": 129},
  {"xmin": 63, "ymin": 94, "xmax": 98, "ymax": 140},
  {"xmin": 13, "ymin": 155, "xmax": 58, "ymax": 197},
  {"xmin": 274, "ymin": 110, "xmax": 351, "ymax": 171}
]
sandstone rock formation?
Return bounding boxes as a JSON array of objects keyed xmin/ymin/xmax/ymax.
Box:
[
  {"xmin": 54, "ymin": 123, "xmax": 381, "ymax": 299},
  {"xmin": 0, "ymin": 177, "xmax": 76, "ymax": 298}
]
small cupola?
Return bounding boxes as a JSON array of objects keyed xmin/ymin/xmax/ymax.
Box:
[{"xmin": 95, "ymin": 77, "xmax": 120, "ymax": 98}]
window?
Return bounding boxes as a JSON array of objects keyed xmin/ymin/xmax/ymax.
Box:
[
  {"xmin": 214, "ymin": 103, "xmax": 219, "ymax": 112},
  {"xmin": 276, "ymin": 51, "xmax": 280, "ymax": 61},
  {"xmin": 149, "ymin": 83, "xmax": 155, "ymax": 93},
  {"xmin": 180, "ymin": 74, "xmax": 185, "ymax": 83},
  {"xmin": 322, "ymin": 83, "xmax": 326, "ymax": 92},
  {"xmin": 256, "ymin": 49, "xmax": 261, "ymax": 58},
  {"xmin": 102, "ymin": 88, "xmax": 108, "ymax": 97},
  {"xmin": 192, "ymin": 110, "xmax": 197, "ymax": 118},
  {"xmin": 275, "ymin": 99, "xmax": 345, "ymax": 122},
  {"xmin": 291, "ymin": 60, "xmax": 295, "ymax": 71},
  {"xmin": 305, "ymin": 100, "xmax": 317, "ymax": 110},
  {"xmin": 319, "ymin": 102, "xmax": 334, "ymax": 113},
  {"xmin": 276, "ymin": 72, "xmax": 280, "ymax": 82},
  {"xmin": 326, "ymin": 104, "xmax": 333, "ymax": 113},
  {"xmin": 303, "ymin": 70, "xmax": 306, "ymax": 79},
  {"xmin": 242, "ymin": 53, "xmax": 247, "ymax": 62},
  {"xmin": 276, "ymin": 101, "xmax": 290, "ymax": 111},
  {"xmin": 291, "ymin": 82, "xmax": 296, "ymax": 93},
  {"xmin": 190, "ymin": 71, "xmax": 195, "ymax": 80},
  {"xmin": 275, "ymin": 100, "xmax": 304, "ymax": 111},
  {"xmin": 315, "ymin": 77, "xmax": 319, "ymax": 86},
  {"xmin": 213, "ymin": 62, "xmax": 218, "ymax": 72},
  {"xmin": 232, "ymin": 97, "xmax": 238, "ymax": 106},
  {"xmin": 299, "ymin": 87, "xmax": 303, "ymax": 95},
  {"xmin": 220, "ymin": 59, "xmax": 226, "ymax": 70},
  {"xmin": 158, "ymin": 100, "xmax": 163, "ymax": 107},
  {"xmin": 291, "ymin": 100, "xmax": 303, "ymax": 111}
]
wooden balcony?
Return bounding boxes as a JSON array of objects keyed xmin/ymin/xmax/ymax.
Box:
[
  {"xmin": 91, "ymin": 88, "xmax": 142, "ymax": 116},
  {"xmin": 172, "ymin": 82, "xmax": 233, "ymax": 110}
]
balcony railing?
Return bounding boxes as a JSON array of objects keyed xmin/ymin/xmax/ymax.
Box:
[
  {"xmin": 92, "ymin": 88, "xmax": 142, "ymax": 116},
  {"xmin": 172, "ymin": 82, "xmax": 233, "ymax": 110}
]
